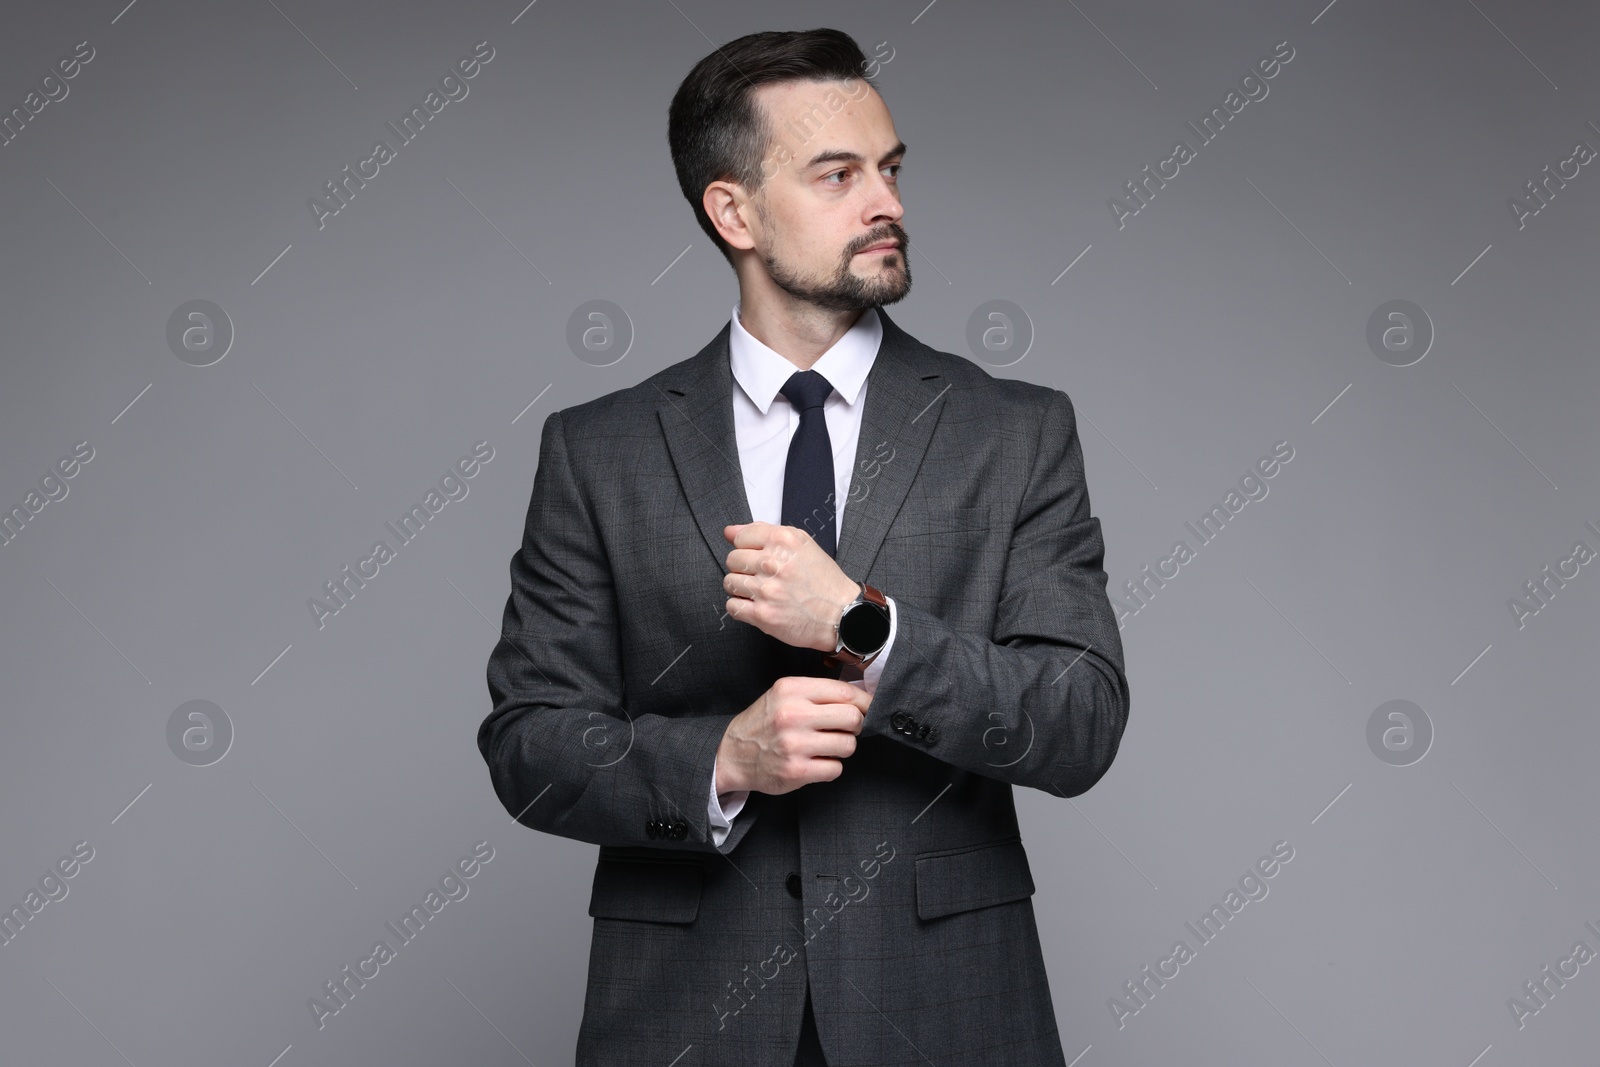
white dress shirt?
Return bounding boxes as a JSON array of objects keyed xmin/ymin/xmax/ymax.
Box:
[{"xmin": 708, "ymin": 302, "xmax": 899, "ymax": 847}]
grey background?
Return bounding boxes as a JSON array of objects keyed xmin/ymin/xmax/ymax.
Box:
[{"xmin": 1, "ymin": 0, "xmax": 1596, "ymax": 1063}]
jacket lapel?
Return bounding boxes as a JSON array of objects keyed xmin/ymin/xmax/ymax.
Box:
[
  {"xmin": 656, "ymin": 307, "xmax": 950, "ymax": 584},
  {"xmin": 655, "ymin": 321, "xmax": 752, "ymax": 577},
  {"xmin": 833, "ymin": 308, "xmax": 949, "ymax": 584}
]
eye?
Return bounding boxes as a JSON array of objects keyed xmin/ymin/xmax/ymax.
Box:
[
  {"xmin": 823, "ymin": 169, "xmax": 850, "ymax": 185},
  {"xmin": 883, "ymin": 163, "xmax": 902, "ymax": 180}
]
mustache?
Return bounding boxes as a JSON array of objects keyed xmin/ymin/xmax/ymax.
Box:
[{"xmin": 847, "ymin": 223, "xmax": 908, "ymax": 256}]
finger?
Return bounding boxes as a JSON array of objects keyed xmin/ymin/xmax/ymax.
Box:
[
  {"xmin": 828, "ymin": 684, "xmax": 873, "ymax": 716},
  {"xmin": 788, "ymin": 728, "xmax": 854, "ymax": 759},
  {"xmin": 728, "ymin": 569, "xmax": 775, "ymax": 603},
  {"xmin": 728, "ymin": 521, "xmax": 775, "ymax": 550},
  {"xmin": 725, "ymin": 572, "xmax": 767, "ymax": 601},
  {"xmin": 724, "ymin": 548, "xmax": 755, "ymax": 575},
  {"xmin": 804, "ymin": 703, "xmax": 869, "ymax": 735},
  {"xmin": 727, "ymin": 595, "xmax": 763, "ymax": 625},
  {"xmin": 800, "ymin": 756, "xmax": 845, "ymax": 785},
  {"xmin": 783, "ymin": 675, "xmax": 873, "ymax": 705},
  {"xmin": 804, "ymin": 732, "xmax": 858, "ymax": 760}
]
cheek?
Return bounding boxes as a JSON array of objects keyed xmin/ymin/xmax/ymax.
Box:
[
  {"xmin": 769, "ymin": 195, "xmax": 847, "ymax": 270},
  {"xmin": 787, "ymin": 228, "xmax": 838, "ymax": 271}
]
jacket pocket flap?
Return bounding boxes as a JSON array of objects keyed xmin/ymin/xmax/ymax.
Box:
[
  {"xmin": 588, "ymin": 857, "xmax": 703, "ymax": 924},
  {"xmin": 915, "ymin": 837, "xmax": 1035, "ymax": 920},
  {"xmin": 885, "ymin": 504, "xmax": 992, "ymax": 539}
]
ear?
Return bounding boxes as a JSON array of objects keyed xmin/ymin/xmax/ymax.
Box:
[{"xmin": 704, "ymin": 180, "xmax": 758, "ymax": 252}]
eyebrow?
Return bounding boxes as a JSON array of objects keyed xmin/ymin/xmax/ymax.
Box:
[{"xmin": 801, "ymin": 140, "xmax": 907, "ymax": 171}]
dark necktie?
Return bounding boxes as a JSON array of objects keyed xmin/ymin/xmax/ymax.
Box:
[
  {"xmin": 779, "ymin": 370, "xmax": 838, "ymax": 558},
  {"xmin": 777, "ymin": 370, "xmax": 837, "ymax": 678}
]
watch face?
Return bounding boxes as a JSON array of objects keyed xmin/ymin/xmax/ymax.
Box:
[{"xmin": 839, "ymin": 601, "xmax": 891, "ymax": 654}]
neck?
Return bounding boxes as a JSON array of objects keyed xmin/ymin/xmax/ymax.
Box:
[{"xmin": 735, "ymin": 279, "xmax": 868, "ymax": 371}]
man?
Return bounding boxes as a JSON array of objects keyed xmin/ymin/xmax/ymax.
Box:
[{"xmin": 479, "ymin": 27, "xmax": 1130, "ymax": 1066}]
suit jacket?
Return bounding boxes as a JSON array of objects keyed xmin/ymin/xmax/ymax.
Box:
[{"xmin": 479, "ymin": 306, "xmax": 1131, "ymax": 1066}]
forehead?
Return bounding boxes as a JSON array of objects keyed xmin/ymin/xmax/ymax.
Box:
[{"xmin": 752, "ymin": 78, "xmax": 897, "ymax": 152}]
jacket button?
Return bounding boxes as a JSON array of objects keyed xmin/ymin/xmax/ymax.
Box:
[{"xmin": 786, "ymin": 872, "xmax": 802, "ymax": 899}]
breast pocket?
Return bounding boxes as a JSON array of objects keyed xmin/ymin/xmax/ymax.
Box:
[
  {"xmin": 878, "ymin": 503, "xmax": 995, "ymax": 609},
  {"xmin": 883, "ymin": 503, "xmax": 992, "ymax": 542}
]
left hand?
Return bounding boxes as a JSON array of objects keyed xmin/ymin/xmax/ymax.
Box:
[{"xmin": 723, "ymin": 522, "xmax": 860, "ymax": 652}]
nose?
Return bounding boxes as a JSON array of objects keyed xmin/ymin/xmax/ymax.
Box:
[{"xmin": 859, "ymin": 170, "xmax": 903, "ymax": 227}]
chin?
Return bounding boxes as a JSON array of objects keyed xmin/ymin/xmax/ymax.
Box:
[
  {"xmin": 865, "ymin": 262, "xmax": 910, "ymax": 292},
  {"xmin": 855, "ymin": 257, "xmax": 904, "ymax": 282}
]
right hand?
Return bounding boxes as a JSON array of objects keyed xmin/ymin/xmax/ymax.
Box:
[{"xmin": 713, "ymin": 676, "xmax": 871, "ymax": 796}]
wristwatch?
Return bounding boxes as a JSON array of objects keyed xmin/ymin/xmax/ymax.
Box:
[{"xmin": 824, "ymin": 581, "xmax": 891, "ymax": 671}]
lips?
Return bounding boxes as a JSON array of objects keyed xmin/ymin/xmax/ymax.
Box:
[{"xmin": 857, "ymin": 241, "xmax": 901, "ymax": 254}]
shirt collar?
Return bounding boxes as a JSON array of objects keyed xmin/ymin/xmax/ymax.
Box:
[{"xmin": 729, "ymin": 303, "xmax": 882, "ymax": 415}]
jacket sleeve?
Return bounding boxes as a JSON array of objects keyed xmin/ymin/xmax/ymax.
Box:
[
  {"xmin": 865, "ymin": 388, "xmax": 1130, "ymax": 797},
  {"xmin": 478, "ymin": 409, "xmax": 759, "ymax": 854}
]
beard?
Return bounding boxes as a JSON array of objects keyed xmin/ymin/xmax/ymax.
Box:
[{"xmin": 761, "ymin": 219, "xmax": 913, "ymax": 313}]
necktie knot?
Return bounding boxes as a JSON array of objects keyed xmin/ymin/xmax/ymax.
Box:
[{"xmin": 780, "ymin": 370, "xmax": 834, "ymax": 413}]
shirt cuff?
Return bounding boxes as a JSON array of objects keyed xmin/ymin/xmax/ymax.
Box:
[{"xmin": 708, "ymin": 761, "xmax": 749, "ymax": 848}]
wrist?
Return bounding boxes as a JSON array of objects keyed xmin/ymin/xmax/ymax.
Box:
[
  {"xmin": 713, "ymin": 739, "xmax": 746, "ymax": 796},
  {"xmin": 832, "ymin": 577, "xmax": 862, "ymax": 639}
]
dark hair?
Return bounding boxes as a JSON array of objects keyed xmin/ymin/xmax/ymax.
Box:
[{"xmin": 668, "ymin": 28, "xmax": 876, "ymax": 263}]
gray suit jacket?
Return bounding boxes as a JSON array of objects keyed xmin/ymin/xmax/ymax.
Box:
[{"xmin": 479, "ymin": 307, "xmax": 1130, "ymax": 1066}]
